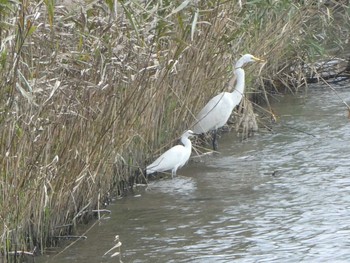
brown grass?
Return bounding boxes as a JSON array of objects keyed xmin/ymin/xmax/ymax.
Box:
[{"xmin": 0, "ymin": 0, "xmax": 349, "ymax": 259}]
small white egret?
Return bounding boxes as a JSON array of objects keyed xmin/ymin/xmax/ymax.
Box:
[
  {"xmin": 146, "ymin": 130, "xmax": 196, "ymax": 178},
  {"xmin": 192, "ymin": 54, "xmax": 264, "ymax": 150}
]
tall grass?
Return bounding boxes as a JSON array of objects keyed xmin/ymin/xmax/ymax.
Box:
[{"xmin": 0, "ymin": 0, "xmax": 348, "ymax": 259}]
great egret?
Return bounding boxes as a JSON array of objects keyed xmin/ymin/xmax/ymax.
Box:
[
  {"xmin": 146, "ymin": 130, "xmax": 196, "ymax": 178},
  {"xmin": 192, "ymin": 54, "xmax": 264, "ymax": 150}
]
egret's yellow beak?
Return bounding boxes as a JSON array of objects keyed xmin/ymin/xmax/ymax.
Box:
[{"xmin": 253, "ymin": 56, "xmax": 265, "ymax": 63}]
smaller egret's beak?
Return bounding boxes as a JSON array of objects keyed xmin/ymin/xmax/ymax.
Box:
[
  {"xmin": 188, "ymin": 132, "xmax": 199, "ymax": 137},
  {"xmin": 253, "ymin": 56, "xmax": 265, "ymax": 63}
]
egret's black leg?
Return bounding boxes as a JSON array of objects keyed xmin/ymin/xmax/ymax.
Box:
[{"xmin": 212, "ymin": 130, "xmax": 218, "ymax": 150}]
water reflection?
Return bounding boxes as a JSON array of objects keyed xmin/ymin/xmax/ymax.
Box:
[{"xmin": 39, "ymin": 85, "xmax": 350, "ymax": 263}]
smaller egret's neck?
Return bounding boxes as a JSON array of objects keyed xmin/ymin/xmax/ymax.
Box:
[
  {"xmin": 232, "ymin": 67, "xmax": 245, "ymax": 95},
  {"xmin": 181, "ymin": 136, "xmax": 192, "ymax": 148}
]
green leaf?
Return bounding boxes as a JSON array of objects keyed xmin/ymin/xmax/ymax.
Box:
[
  {"xmin": 165, "ymin": 0, "xmax": 190, "ymax": 19},
  {"xmin": 119, "ymin": 2, "xmax": 140, "ymax": 40},
  {"xmin": 18, "ymin": 70, "xmax": 32, "ymax": 92},
  {"xmin": 105, "ymin": 0, "xmax": 114, "ymax": 12},
  {"xmin": 0, "ymin": 49, "xmax": 7, "ymax": 68},
  {"xmin": 43, "ymin": 0, "xmax": 54, "ymax": 28},
  {"xmin": 27, "ymin": 25, "xmax": 37, "ymax": 37},
  {"xmin": 191, "ymin": 8, "xmax": 199, "ymax": 41}
]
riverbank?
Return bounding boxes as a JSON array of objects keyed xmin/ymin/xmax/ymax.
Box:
[{"xmin": 0, "ymin": 1, "xmax": 349, "ymax": 260}]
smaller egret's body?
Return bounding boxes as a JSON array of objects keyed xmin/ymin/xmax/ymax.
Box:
[
  {"xmin": 146, "ymin": 130, "xmax": 195, "ymax": 178},
  {"xmin": 193, "ymin": 54, "xmax": 264, "ymax": 150}
]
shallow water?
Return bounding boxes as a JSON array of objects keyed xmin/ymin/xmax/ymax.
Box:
[{"xmin": 39, "ymin": 83, "xmax": 350, "ymax": 263}]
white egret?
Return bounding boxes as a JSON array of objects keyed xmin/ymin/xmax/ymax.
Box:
[
  {"xmin": 192, "ymin": 54, "xmax": 264, "ymax": 150},
  {"xmin": 146, "ymin": 130, "xmax": 196, "ymax": 178}
]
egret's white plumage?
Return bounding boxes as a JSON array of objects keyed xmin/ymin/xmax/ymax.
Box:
[
  {"xmin": 192, "ymin": 54, "xmax": 264, "ymax": 149},
  {"xmin": 146, "ymin": 130, "xmax": 195, "ymax": 178}
]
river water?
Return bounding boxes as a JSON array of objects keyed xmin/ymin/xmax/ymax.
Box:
[{"xmin": 39, "ymin": 83, "xmax": 350, "ymax": 263}]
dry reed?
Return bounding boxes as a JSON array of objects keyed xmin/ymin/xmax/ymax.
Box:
[{"xmin": 0, "ymin": 0, "xmax": 349, "ymax": 259}]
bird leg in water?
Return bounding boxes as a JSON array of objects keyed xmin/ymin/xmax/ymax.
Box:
[{"xmin": 212, "ymin": 130, "xmax": 218, "ymax": 151}]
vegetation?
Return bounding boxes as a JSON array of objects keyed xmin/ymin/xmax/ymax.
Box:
[{"xmin": 0, "ymin": 0, "xmax": 349, "ymax": 260}]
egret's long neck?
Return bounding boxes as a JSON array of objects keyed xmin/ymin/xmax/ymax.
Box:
[
  {"xmin": 181, "ymin": 136, "xmax": 192, "ymax": 149},
  {"xmin": 235, "ymin": 57, "xmax": 246, "ymax": 69},
  {"xmin": 232, "ymin": 67, "xmax": 245, "ymax": 95}
]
